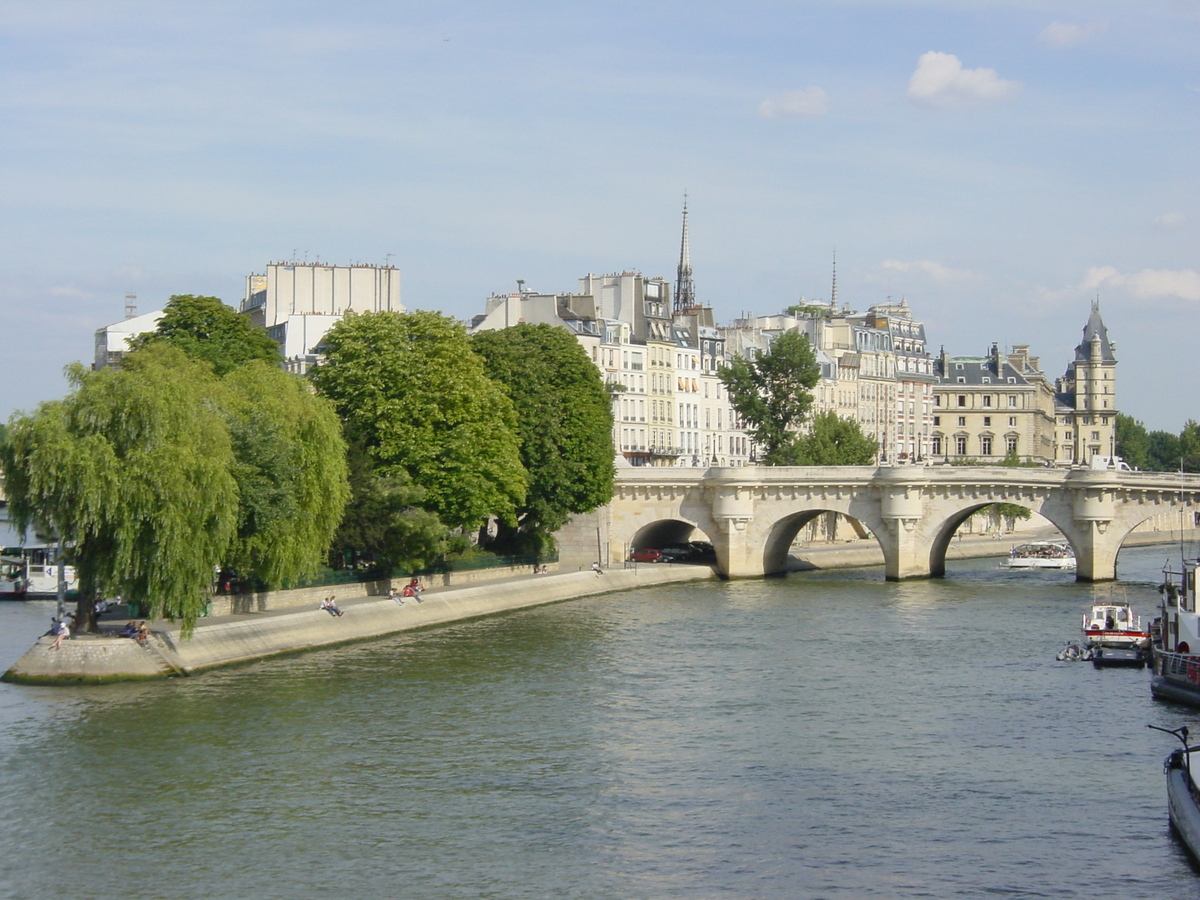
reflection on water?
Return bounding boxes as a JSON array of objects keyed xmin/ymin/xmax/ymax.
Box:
[{"xmin": 1, "ymin": 547, "xmax": 1199, "ymax": 899}]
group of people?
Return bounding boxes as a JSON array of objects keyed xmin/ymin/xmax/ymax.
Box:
[
  {"xmin": 389, "ymin": 578, "xmax": 426, "ymax": 605},
  {"xmin": 319, "ymin": 596, "xmax": 344, "ymax": 617},
  {"xmin": 120, "ymin": 620, "xmax": 151, "ymax": 644}
]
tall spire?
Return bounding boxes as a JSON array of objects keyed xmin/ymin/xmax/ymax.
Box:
[
  {"xmin": 674, "ymin": 193, "xmax": 695, "ymax": 312},
  {"xmin": 831, "ymin": 250, "xmax": 838, "ymax": 308}
]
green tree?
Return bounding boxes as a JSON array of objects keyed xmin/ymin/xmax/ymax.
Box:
[
  {"xmin": 1180, "ymin": 420, "xmax": 1200, "ymax": 473},
  {"xmin": 1115, "ymin": 413, "xmax": 1152, "ymax": 471},
  {"xmin": 470, "ymin": 324, "xmax": 614, "ymax": 553},
  {"xmin": 219, "ymin": 361, "xmax": 350, "ymax": 587},
  {"xmin": 310, "ymin": 311, "xmax": 526, "ymax": 530},
  {"xmin": 718, "ymin": 331, "xmax": 820, "ymax": 465},
  {"xmin": 789, "ymin": 410, "xmax": 878, "ymax": 465},
  {"xmin": 986, "ymin": 503, "xmax": 1033, "ymax": 532},
  {"xmin": 129, "ymin": 294, "xmax": 281, "ymax": 375},
  {"xmin": 2, "ymin": 348, "xmax": 239, "ymax": 634},
  {"xmin": 1148, "ymin": 429, "xmax": 1183, "ymax": 472},
  {"xmin": 331, "ymin": 439, "xmax": 449, "ymax": 574}
]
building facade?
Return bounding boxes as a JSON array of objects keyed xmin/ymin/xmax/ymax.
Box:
[{"xmin": 240, "ymin": 262, "xmax": 403, "ymax": 373}]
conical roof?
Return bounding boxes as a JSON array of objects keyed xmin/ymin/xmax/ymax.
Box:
[{"xmin": 1074, "ymin": 302, "xmax": 1115, "ymax": 362}]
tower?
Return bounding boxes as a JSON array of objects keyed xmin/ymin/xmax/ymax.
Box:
[
  {"xmin": 1063, "ymin": 299, "xmax": 1117, "ymax": 463},
  {"xmin": 673, "ymin": 195, "xmax": 696, "ymax": 313}
]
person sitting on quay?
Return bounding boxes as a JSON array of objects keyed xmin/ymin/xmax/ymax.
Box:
[
  {"xmin": 135, "ymin": 622, "xmax": 151, "ymax": 645},
  {"xmin": 320, "ymin": 596, "xmax": 344, "ymax": 617},
  {"xmin": 401, "ymin": 578, "xmax": 425, "ymax": 603},
  {"xmin": 120, "ymin": 621, "xmax": 139, "ymax": 639},
  {"xmin": 49, "ymin": 617, "xmax": 70, "ymax": 650},
  {"xmin": 591, "ymin": 562, "xmax": 604, "ymax": 575},
  {"xmin": 389, "ymin": 587, "xmax": 402, "ymax": 605}
]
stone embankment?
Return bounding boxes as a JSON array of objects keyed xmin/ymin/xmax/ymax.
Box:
[{"xmin": 3, "ymin": 565, "xmax": 714, "ymax": 686}]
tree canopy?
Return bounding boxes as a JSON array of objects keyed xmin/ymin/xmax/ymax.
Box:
[
  {"xmin": 3, "ymin": 349, "xmax": 237, "ymax": 633},
  {"xmin": 330, "ymin": 439, "xmax": 449, "ymax": 574},
  {"xmin": 718, "ymin": 331, "xmax": 820, "ymax": 464},
  {"xmin": 310, "ymin": 310, "xmax": 526, "ymax": 531},
  {"xmin": 788, "ymin": 410, "xmax": 878, "ymax": 465},
  {"xmin": 219, "ymin": 361, "xmax": 350, "ymax": 586},
  {"xmin": 1116, "ymin": 414, "xmax": 1200, "ymax": 472},
  {"xmin": 470, "ymin": 324, "xmax": 614, "ymax": 552},
  {"xmin": 129, "ymin": 294, "xmax": 281, "ymax": 375},
  {"xmin": 1, "ymin": 346, "xmax": 348, "ymax": 634}
]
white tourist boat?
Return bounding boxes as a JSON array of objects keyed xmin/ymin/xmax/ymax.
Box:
[
  {"xmin": 0, "ymin": 547, "xmax": 77, "ymax": 598},
  {"xmin": 1002, "ymin": 540, "xmax": 1076, "ymax": 569}
]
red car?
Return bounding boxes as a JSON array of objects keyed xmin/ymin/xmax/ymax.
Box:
[{"xmin": 629, "ymin": 548, "xmax": 664, "ymax": 563}]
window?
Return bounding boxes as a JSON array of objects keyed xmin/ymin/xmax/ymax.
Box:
[
  {"xmin": 934, "ymin": 395, "xmax": 942, "ymax": 406},
  {"xmin": 932, "ymin": 416, "xmax": 940, "ymax": 426},
  {"xmin": 957, "ymin": 395, "xmax": 967, "ymax": 407},
  {"xmin": 1006, "ymin": 436, "xmax": 1018, "ymax": 455},
  {"xmin": 982, "ymin": 395, "xmax": 992, "ymax": 407},
  {"xmin": 1091, "ymin": 431, "xmax": 1100, "ymax": 440},
  {"xmin": 983, "ymin": 417, "xmax": 991, "ymax": 426},
  {"xmin": 958, "ymin": 417, "xmax": 966, "ymax": 427},
  {"xmin": 1008, "ymin": 395, "xmax": 1018, "ymax": 407},
  {"xmin": 981, "ymin": 436, "xmax": 993, "ymax": 455},
  {"xmin": 932, "ymin": 436, "xmax": 943, "ymax": 455},
  {"xmin": 1009, "ymin": 417, "xmax": 1017, "ymax": 427},
  {"xmin": 955, "ymin": 436, "xmax": 968, "ymax": 455}
]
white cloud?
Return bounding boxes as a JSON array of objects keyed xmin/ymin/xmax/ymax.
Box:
[
  {"xmin": 50, "ymin": 285, "xmax": 95, "ymax": 300},
  {"xmin": 1071, "ymin": 266, "xmax": 1200, "ymax": 303},
  {"xmin": 1155, "ymin": 211, "xmax": 1187, "ymax": 229},
  {"xmin": 882, "ymin": 259, "xmax": 974, "ymax": 282},
  {"xmin": 907, "ymin": 51, "xmax": 1020, "ymax": 108},
  {"xmin": 1038, "ymin": 21, "xmax": 1107, "ymax": 48},
  {"xmin": 757, "ymin": 87, "xmax": 829, "ymax": 119}
]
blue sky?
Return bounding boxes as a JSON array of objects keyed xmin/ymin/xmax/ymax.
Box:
[{"xmin": 2, "ymin": 0, "xmax": 1197, "ymax": 430}]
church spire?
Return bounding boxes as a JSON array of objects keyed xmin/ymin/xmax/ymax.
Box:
[{"xmin": 674, "ymin": 193, "xmax": 695, "ymax": 312}]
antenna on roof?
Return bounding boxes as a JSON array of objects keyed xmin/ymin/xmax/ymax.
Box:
[{"xmin": 124, "ymin": 292, "xmax": 137, "ymax": 320}]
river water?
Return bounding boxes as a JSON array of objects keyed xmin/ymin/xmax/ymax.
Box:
[{"xmin": 2, "ymin": 546, "xmax": 1200, "ymax": 899}]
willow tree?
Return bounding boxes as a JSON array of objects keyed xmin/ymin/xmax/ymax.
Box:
[
  {"xmin": 470, "ymin": 323, "xmax": 614, "ymax": 553},
  {"xmin": 2, "ymin": 347, "xmax": 238, "ymax": 634},
  {"xmin": 220, "ymin": 361, "xmax": 350, "ymax": 587},
  {"xmin": 311, "ymin": 310, "xmax": 526, "ymax": 531}
]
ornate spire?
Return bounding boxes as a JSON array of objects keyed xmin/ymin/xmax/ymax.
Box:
[{"xmin": 674, "ymin": 193, "xmax": 695, "ymax": 312}]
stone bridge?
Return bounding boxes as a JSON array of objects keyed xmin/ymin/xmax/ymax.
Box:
[{"xmin": 581, "ymin": 466, "xmax": 1200, "ymax": 582}]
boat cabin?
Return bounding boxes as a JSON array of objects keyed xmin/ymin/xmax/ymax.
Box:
[{"xmin": 1160, "ymin": 561, "xmax": 1200, "ymax": 654}]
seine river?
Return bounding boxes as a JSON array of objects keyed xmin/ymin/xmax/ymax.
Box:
[{"xmin": 3, "ymin": 546, "xmax": 1200, "ymax": 899}]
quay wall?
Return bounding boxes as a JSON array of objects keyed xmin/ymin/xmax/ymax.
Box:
[
  {"xmin": 207, "ymin": 560, "xmax": 569, "ymax": 617},
  {"xmin": 4, "ymin": 565, "xmax": 714, "ymax": 686}
]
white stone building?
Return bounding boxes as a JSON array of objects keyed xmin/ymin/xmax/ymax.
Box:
[{"xmin": 240, "ymin": 262, "xmax": 403, "ymax": 373}]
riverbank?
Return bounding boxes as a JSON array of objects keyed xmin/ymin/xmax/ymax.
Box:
[{"xmin": 2, "ymin": 564, "xmax": 715, "ymax": 685}]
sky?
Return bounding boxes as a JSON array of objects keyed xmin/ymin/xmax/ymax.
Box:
[{"xmin": 1, "ymin": 0, "xmax": 1197, "ymax": 431}]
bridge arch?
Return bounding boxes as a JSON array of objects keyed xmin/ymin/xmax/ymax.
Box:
[
  {"xmin": 628, "ymin": 518, "xmax": 715, "ymax": 553},
  {"xmin": 924, "ymin": 500, "xmax": 1078, "ymax": 578},
  {"xmin": 762, "ymin": 510, "xmax": 883, "ymax": 576}
]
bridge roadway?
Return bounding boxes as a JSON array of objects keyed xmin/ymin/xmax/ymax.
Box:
[{"xmin": 602, "ymin": 465, "xmax": 1200, "ymax": 582}]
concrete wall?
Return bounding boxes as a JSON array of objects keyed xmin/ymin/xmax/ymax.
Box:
[{"xmin": 5, "ymin": 565, "xmax": 713, "ymax": 686}]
